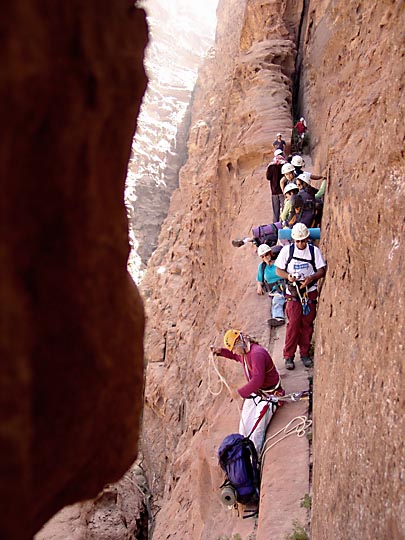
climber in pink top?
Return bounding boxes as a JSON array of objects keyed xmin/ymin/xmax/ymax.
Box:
[{"xmin": 212, "ymin": 330, "xmax": 284, "ymax": 453}]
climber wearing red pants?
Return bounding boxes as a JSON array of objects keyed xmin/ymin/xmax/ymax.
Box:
[{"xmin": 274, "ymin": 223, "xmax": 327, "ymax": 370}]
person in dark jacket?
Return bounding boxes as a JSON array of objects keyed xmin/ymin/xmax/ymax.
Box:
[
  {"xmin": 272, "ymin": 133, "xmax": 286, "ymax": 152},
  {"xmin": 266, "ymin": 149, "xmax": 287, "ymax": 221},
  {"xmin": 212, "ymin": 330, "xmax": 284, "ymax": 453},
  {"xmin": 296, "ymin": 172, "xmax": 318, "ymax": 198},
  {"xmin": 286, "ymin": 193, "xmax": 315, "ymax": 228}
]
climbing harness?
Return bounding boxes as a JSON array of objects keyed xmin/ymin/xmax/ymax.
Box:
[
  {"xmin": 291, "ymin": 281, "xmax": 311, "ymax": 315},
  {"xmin": 246, "ymin": 390, "xmax": 310, "ymax": 441},
  {"xmin": 257, "ymin": 390, "xmax": 310, "ymax": 404}
]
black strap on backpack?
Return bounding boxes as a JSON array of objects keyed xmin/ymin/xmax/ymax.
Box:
[
  {"xmin": 259, "ymin": 262, "xmax": 285, "ymax": 294},
  {"xmin": 259, "ymin": 261, "xmax": 267, "ymax": 290},
  {"xmin": 285, "ymin": 242, "xmax": 317, "ymax": 273}
]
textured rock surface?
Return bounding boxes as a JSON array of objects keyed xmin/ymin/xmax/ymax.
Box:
[
  {"xmin": 141, "ymin": 0, "xmax": 404, "ymax": 539},
  {"xmin": 30, "ymin": 0, "xmax": 404, "ymax": 538},
  {"xmin": 300, "ymin": 1, "xmax": 405, "ymax": 538},
  {"xmin": 126, "ymin": 0, "xmax": 218, "ymax": 278},
  {"xmin": 36, "ymin": 464, "xmax": 148, "ymax": 540},
  {"xmin": 140, "ymin": 1, "xmax": 308, "ymax": 539},
  {"xmin": 0, "ymin": 3, "xmax": 147, "ymax": 539}
]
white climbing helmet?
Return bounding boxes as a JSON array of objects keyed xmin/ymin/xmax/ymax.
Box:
[
  {"xmin": 281, "ymin": 163, "xmax": 295, "ymax": 175},
  {"xmin": 297, "ymin": 172, "xmax": 311, "ymax": 185},
  {"xmin": 257, "ymin": 244, "xmax": 272, "ymax": 257},
  {"xmin": 274, "ymin": 149, "xmax": 284, "ymax": 156},
  {"xmin": 276, "ymin": 132, "xmax": 282, "ymax": 137},
  {"xmin": 291, "ymin": 155, "xmax": 305, "ymax": 167},
  {"xmin": 291, "ymin": 223, "xmax": 310, "ymax": 241},
  {"xmin": 284, "ymin": 182, "xmax": 299, "ymax": 195}
]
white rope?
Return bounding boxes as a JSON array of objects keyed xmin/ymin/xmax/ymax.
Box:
[
  {"xmin": 260, "ymin": 415, "xmax": 312, "ymax": 463},
  {"xmin": 207, "ymin": 351, "xmax": 233, "ymax": 396},
  {"xmin": 207, "ymin": 351, "xmax": 244, "ymax": 425}
]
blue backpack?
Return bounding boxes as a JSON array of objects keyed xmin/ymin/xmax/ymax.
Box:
[{"xmin": 218, "ymin": 434, "xmax": 260, "ymax": 505}]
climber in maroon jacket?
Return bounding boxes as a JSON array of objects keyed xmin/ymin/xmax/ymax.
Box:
[{"xmin": 212, "ymin": 330, "xmax": 284, "ymax": 453}]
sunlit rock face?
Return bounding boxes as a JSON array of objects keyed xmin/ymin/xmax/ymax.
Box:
[
  {"xmin": 302, "ymin": 2, "xmax": 405, "ymax": 539},
  {"xmin": 125, "ymin": 0, "xmax": 218, "ymax": 280}
]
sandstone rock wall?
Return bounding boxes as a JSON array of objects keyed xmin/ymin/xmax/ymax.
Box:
[
  {"xmin": 1, "ymin": 3, "xmax": 147, "ymax": 539},
  {"xmin": 32, "ymin": 0, "xmax": 402, "ymax": 538},
  {"xmin": 141, "ymin": 0, "xmax": 404, "ymax": 539},
  {"xmin": 300, "ymin": 1, "xmax": 404, "ymax": 538},
  {"xmin": 126, "ymin": 0, "xmax": 217, "ymax": 276},
  {"xmin": 141, "ymin": 1, "xmax": 309, "ymax": 539}
]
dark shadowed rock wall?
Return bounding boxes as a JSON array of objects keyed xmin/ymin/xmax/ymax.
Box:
[
  {"xmin": 0, "ymin": 3, "xmax": 147, "ymax": 539},
  {"xmin": 300, "ymin": 1, "xmax": 404, "ymax": 538}
]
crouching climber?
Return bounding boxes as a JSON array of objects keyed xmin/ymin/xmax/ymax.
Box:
[
  {"xmin": 286, "ymin": 192, "xmax": 315, "ymax": 228},
  {"xmin": 212, "ymin": 330, "xmax": 284, "ymax": 454},
  {"xmin": 257, "ymin": 244, "xmax": 285, "ymax": 327},
  {"xmin": 274, "ymin": 223, "xmax": 327, "ymax": 370}
]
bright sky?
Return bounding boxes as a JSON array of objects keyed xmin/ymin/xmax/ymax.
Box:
[{"xmin": 140, "ymin": 0, "xmax": 219, "ymax": 28}]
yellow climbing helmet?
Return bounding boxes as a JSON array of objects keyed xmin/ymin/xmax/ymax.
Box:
[{"xmin": 224, "ymin": 329, "xmax": 241, "ymax": 351}]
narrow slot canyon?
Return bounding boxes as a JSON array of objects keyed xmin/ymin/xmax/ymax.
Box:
[{"xmin": 1, "ymin": 1, "xmax": 403, "ymax": 540}]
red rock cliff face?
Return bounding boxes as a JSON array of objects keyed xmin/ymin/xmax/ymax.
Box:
[
  {"xmin": 141, "ymin": 1, "xmax": 309, "ymax": 539},
  {"xmin": 300, "ymin": 1, "xmax": 404, "ymax": 538},
  {"xmin": 141, "ymin": 0, "xmax": 404, "ymax": 539},
  {"xmin": 1, "ymin": 3, "xmax": 147, "ymax": 539}
]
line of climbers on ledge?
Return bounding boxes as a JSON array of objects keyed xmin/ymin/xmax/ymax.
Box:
[
  {"xmin": 210, "ymin": 119, "xmax": 327, "ymax": 518},
  {"xmin": 270, "ymin": 119, "xmax": 325, "ymax": 226}
]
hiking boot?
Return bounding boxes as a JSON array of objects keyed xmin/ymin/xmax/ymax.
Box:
[
  {"xmin": 268, "ymin": 317, "xmax": 285, "ymax": 327},
  {"xmin": 301, "ymin": 356, "xmax": 313, "ymax": 368},
  {"xmin": 285, "ymin": 358, "xmax": 295, "ymax": 370},
  {"xmin": 232, "ymin": 239, "xmax": 245, "ymax": 248}
]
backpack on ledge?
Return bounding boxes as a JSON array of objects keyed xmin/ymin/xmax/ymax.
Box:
[{"xmin": 218, "ymin": 433, "xmax": 260, "ymax": 506}]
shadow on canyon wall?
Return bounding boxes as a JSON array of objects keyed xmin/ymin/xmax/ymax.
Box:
[{"xmin": 1, "ymin": 3, "xmax": 148, "ymax": 539}]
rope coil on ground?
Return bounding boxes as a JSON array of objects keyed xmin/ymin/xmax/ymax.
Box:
[{"xmin": 260, "ymin": 415, "xmax": 312, "ymax": 463}]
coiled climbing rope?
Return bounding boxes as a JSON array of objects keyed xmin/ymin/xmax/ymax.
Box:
[
  {"xmin": 207, "ymin": 350, "xmax": 246, "ymax": 430},
  {"xmin": 260, "ymin": 415, "xmax": 312, "ymax": 463},
  {"xmin": 207, "ymin": 350, "xmax": 232, "ymax": 396}
]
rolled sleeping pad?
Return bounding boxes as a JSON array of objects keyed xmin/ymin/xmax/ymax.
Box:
[
  {"xmin": 278, "ymin": 227, "xmax": 321, "ymax": 240},
  {"xmin": 220, "ymin": 485, "xmax": 237, "ymax": 506}
]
